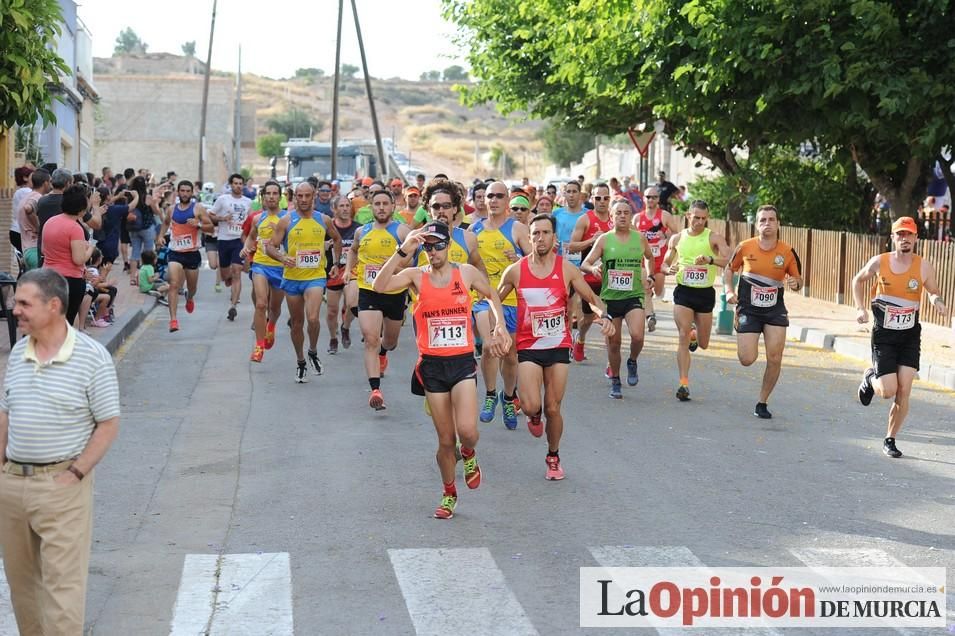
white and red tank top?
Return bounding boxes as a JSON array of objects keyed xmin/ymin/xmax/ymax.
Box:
[
  {"xmin": 581, "ymin": 210, "xmax": 613, "ymax": 285},
  {"xmin": 636, "ymin": 209, "xmax": 668, "ymax": 261},
  {"xmin": 516, "ymin": 256, "xmax": 572, "ymax": 351}
]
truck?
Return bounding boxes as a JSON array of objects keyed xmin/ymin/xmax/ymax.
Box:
[{"xmin": 284, "ymin": 139, "xmax": 407, "ymax": 191}]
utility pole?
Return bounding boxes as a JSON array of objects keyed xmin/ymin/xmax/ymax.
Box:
[
  {"xmin": 232, "ymin": 45, "xmax": 241, "ymax": 174},
  {"xmin": 330, "ymin": 0, "xmax": 344, "ymax": 179},
  {"xmin": 198, "ymin": 0, "xmax": 217, "ymax": 185},
  {"xmin": 351, "ymin": 0, "xmax": 387, "ymax": 180}
]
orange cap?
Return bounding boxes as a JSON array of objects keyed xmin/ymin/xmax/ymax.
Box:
[
  {"xmin": 361, "ymin": 177, "xmax": 374, "ymax": 186},
  {"xmin": 891, "ymin": 216, "xmax": 918, "ymax": 234}
]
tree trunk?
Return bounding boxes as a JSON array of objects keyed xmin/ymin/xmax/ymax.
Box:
[
  {"xmin": 851, "ymin": 144, "xmax": 924, "ymax": 221},
  {"xmin": 845, "ymin": 157, "xmax": 876, "ymax": 232},
  {"xmin": 937, "ymin": 152, "xmax": 955, "ymax": 238}
]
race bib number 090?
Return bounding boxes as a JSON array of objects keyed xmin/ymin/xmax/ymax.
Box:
[
  {"xmin": 531, "ymin": 308, "xmax": 565, "ymax": 338},
  {"xmin": 296, "ymin": 250, "xmax": 322, "ymax": 269},
  {"xmin": 751, "ymin": 285, "xmax": 778, "ymax": 308},
  {"xmin": 428, "ymin": 316, "xmax": 468, "ymax": 348},
  {"xmin": 608, "ymin": 269, "xmax": 634, "ymax": 291},
  {"xmin": 683, "ymin": 266, "xmax": 708, "ymax": 287},
  {"xmin": 883, "ymin": 306, "xmax": 916, "ymax": 330}
]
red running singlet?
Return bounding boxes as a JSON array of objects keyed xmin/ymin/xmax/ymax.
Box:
[{"xmin": 516, "ymin": 256, "xmax": 572, "ymax": 351}]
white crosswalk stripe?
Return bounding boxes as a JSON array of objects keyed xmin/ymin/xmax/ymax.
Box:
[
  {"xmin": 388, "ymin": 547, "xmax": 538, "ymax": 636},
  {"xmin": 0, "ymin": 561, "xmax": 18, "ymax": 635},
  {"xmin": 588, "ymin": 545, "xmax": 782, "ymax": 635},
  {"xmin": 169, "ymin": 552, "xmax": 293, "ymax": 636}
]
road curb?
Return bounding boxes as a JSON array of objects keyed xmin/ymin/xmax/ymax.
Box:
[
  {"xmin": 788, "ymin": 320, "xmax": 955, "ymax": 391},
  {"xmin": 98, "ymin": 298, "xmax": 159, "ymax": 356}
]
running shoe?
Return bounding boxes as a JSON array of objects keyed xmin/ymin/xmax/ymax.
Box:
[
  {"xmin": 754, "ymin": 402, "xmax": 773, "ymax": 419},
  {"xmin": 882, "ymin": 437, "xmax": 902, "ymax": 458},
  {"xmin": 328, "ymin": 338, "xmax": 339, "ymax": 355},
  {"xmin": 626, "ymin": 358, "xmax": 639, "ymax": 386},
  {"xmin": 858, "ymin": 367, "xmax": 875, "ymax": 406},
  {"xmin": 688, "ymin": 326, "xmax": 698, "ymax": 352},
  {"xmin": 479, "ymin": 392, "xmax": 498, "ymax": 423},
  {"xmin": 609, "ymin": 378, "xmax": 623, "ymax": 399},
  {"xmin": 185, "ymin": 297, "xmax": 195, "ymax": 314},
  {"xmin": 379, "ymin": 353, "xmax": 388, "ymax": 376},
  {"xmin": 646, "ymin": 313, "xmax": 657, "ymax": 333},
  {"xmin": 512, "ymin": 393, "xmax": 522, "ymax": 414},
  {"xmin": 433, "ymin": 494, "xmax": 457, "ymax": 519},
  {"xmin": 265, "ymin": 324, "xmax": 276, "ymax": 350},
  {"xmin": 572, "ymin": 337, "xmax": 586, "ymax": 362},
  {"xmin": 250, "ymin": 345, "xmax": 264, "ymax": 363},
  {"xmin": 501, "ymin": 392, "xmax": 518, "ymax": 430},
  {"xmin": 369, "ymin": 388, "xmax": 386, "ymax": 410},
  {"xmin": 214, "ymin": 282, "xmax": 222, "ymax": 293},
  {"xmin": 526, "ymin": 413, "xmax": 544, "ymax": 438},
  {"xmin": 545, "ymin": 455, "xmax": 565, "ymax": 481},
  {"xmin": 169, "ymin": 319, "xmax": 180, "ymax": 333},
  {"xmin": 308, "ymin": 350, "xmax": 324, "ymax": 375},
  {"xmin": 676, "ymin": 384, "xmax": 690, "ymax": 401},
  {"xmin": 157, "ymin": 297, "xmax": 169, "ymax": 307},
  {"xmin": 227, "ymin": 305, "xmax": 237, "ymax": 321},
  {"xmin": 295, "ymin": 361, "xmax": 308, "ymax": 383},
  {"xmin": 341, "ymin": 326, "xmax": 351, "ymax": 349},
  {"xmin": 462, "ymin": 452, "xmax": 482, "ymax": 489}
]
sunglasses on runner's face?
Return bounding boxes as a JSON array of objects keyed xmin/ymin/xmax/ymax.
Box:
[
  {"xmin": 422, "ymin": 241, "xmax": 448, "ymax": 252},
  {"xmin": 430, "ymin": 202, "xmax": 455, "ymax": 211},
  {"xmin": 510, "ymin": 206, "xmax": 528, "ymax": 212},
  {"xmin": 318, "ymin": 188, "xmax": 331, "ymax": 193},
  {"xmin": 592, "ymin": 196, "xmax": 611, "ymax": 201},
  {"xmin": 485, "ymin": 192, "xmax": 506, "ymax": 199},
  {"xmin": 645, "ymin": 195, "xmax": 659, "ymax": 199}
]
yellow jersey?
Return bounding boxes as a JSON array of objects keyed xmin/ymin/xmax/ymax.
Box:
[
  {"xmin": 283, "ymin": 212, "xmax": 328, "ymax": 281},
  {"xmin": 470, "ymin": 217, "xmax": 521, "ymax": 306},
  {"xmin": 357, "ymin": 221, "xmax": 403, "ymax": 294},
  {"xmin": 253, "ymin": 210, "xmax": 287, "ymax": 267}
]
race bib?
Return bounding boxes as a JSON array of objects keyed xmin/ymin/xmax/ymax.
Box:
[
  {"xmin": 228, "ymin": 222, "xmax": 243, "ymax": 235},
  {"xmin": 257, "ymin": 238, "xmax": 271, "ymax": 254},
  {"xmin": 295, "ymin": 250, "xmax": 322, "ymax": 269},
  {"xmin": 608, "ymin": 269, "xmax": 634, "ymax": 291},
  {"xmin": 651, "ymin": 244, "xmax": 662, "ymax": 257},
  {"xmin": 428, "ymin": 316, "xmax": 468, "ymax": 348},
  {"xmin": 172, "ymin": 235, "xmax": 194, "ymax": 251},
  {"xmin": 883, "ymin": 306, "xmax": 916, "ymax": 330},
  {"xmin": 531, "ymin": 308, "xmax": 566, "ymax": 338},
  {"xmin": 682, "ymin": 266, "xmax": 708, "ymax": 287},
  {"xmin": 363, "ymin": 264, "xmax": 381, "ymax": 285},
  {"xmin": 750, "ymin": 285, "xmax": 778, "ymax": 308}
]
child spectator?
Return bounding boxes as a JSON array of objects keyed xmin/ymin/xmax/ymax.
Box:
[
  {"xmin": 138, "ymin": 249, "xmax": 169, "ymax": 304},
  {"xmin": 82, "ymin": 248, "xmax": 117, "ymax": 328}
]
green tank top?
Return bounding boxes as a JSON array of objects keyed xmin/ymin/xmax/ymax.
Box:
[
  {"xmin": 600, "ymin": 230, "xmax": 645, "ymax": 301},
  {"xmin": 675, "ymin": 228, "xmax": 717, "ymax": 288}
]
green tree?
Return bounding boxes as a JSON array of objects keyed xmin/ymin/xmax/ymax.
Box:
[
  {"xmin": 256, "ymin": 133, "xmax": 286, "ymax": 158},
  {"xmin": 419, "ymin": 70, "xmax": 441, "ymax": 82},
  {"xmin": 0, "ymin": 0, "xmax": 69, "ymax": 128},
  {"xmin": 265, "ymin": 109, "xmax": 324, "ymax": 139},
  {"xmin": 181, "ymin": 41, "xmax": 196, "ymax": 57},
  {"xmin": 114, "ymin": 27, "xmax": 147, "ymax": 54},
  {"xmin": 488, "ymin": 144, "xmax": 516, "ymax": 176},
  {"xmin": 442, "ymin": 65, "xmax": 468, "ymax": 82},
  {"xmin": 538, "ymin": 120, "xmax": 594, "ymax": 168},
  {"xmin": 340, "ymin": 64, "xmax": 359, "ymax": 80},
  {"xmin": 295, "ymin": 67, "xmax": 325, "ymax": 78}
]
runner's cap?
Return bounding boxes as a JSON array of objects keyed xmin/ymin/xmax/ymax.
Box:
[
  {"xmin": 891, "ymin": 217, "xmax": 917, "ymax": 234},
  {"xmin": 423, "ymin": 221, "xmax": 451, "ymax": 242}
]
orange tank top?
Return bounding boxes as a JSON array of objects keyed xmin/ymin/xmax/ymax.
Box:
[
  {"xmin": 169, "ymin": 202, "xmax": 200, "ymax": 252},
  {"xmin": 413, "ymin": 265, "xmax": 474, "ymax": 356},
  {"xmin": 871, "ymin": 253, "xmax": 922, "ymax": 307}
]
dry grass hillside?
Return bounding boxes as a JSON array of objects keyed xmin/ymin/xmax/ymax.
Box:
[{"xmin": 242, "ymin": 74, "xmax": 545, "ymax": 180}]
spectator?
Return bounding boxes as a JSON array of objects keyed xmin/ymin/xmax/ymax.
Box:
[
  {"xmin": 11, "ymin": 165, "xmax": 34, "ymax": 251},
  {"xmin": 35, "ymin": 168, "xmax": 74, "ymax": 264},
  {"xmin": 100, "ymin": 185, "xmax": 138, "ymax": 271},
  {"xmin": 41, "ymin": 185, "xmax": 97, "ymax": 325},
  {"xmin": 654, "ymin": 170, "xmax": 679, "ymax": 211},
  {"xmin": 79, "ymin": 248, "xmax": 115, "ymax": 330},
  {"xmin": 126, "ymin": 176, "xmax": 165, "ymax": 287},
  {"xmin": 15, "ymin": 169, "xmax": 52, "ymax": 270},
  {"xmin": 138, "ymin": 249, "xmax": 169, "ymax": 303}
]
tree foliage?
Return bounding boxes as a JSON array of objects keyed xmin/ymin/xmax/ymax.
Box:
[
  {"xmin": 256, "ymin": 133, "xmax": 286, "ymax": 158},
  {"xmin": 295, "ymin": 67, "xmax": 325, "ymax": 78},
  {"xmin": 419, "ymin": 70, "xmax": 442, "ymax": 82},
  {"xmin": 181, "ymin": 41, "xmax": 196, "ymax": 57},
  {"xmin": 265, "ymin": 109, "xmax": 324, "ymax": 139},
  {"xmin": 0, "ymin": 0, "xmax": 70, "ymax": 128},
  {"xmin": 114, "ymin": 27, "xmax": 147, "ymax": 54},
  {"xmin": 340, "ymin": 64, "xmax": 359, "ymax": 80},
  {"xmin": 538, "ymin": 120, "xmax": 594, "ymax": 168},
  {"xmin": 442, "ymin": 65, "xmax": 468, "ymax": 82}
]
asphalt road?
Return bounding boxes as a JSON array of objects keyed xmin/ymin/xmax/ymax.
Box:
[{"xmin": 28, "ymin": 271, "xmax": 954, "ymax": 635}]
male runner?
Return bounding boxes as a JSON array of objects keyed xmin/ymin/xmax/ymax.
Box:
[
  {"xmin": 499, "ymin": 214, "xmax": 613, "ymax": 479},
  {"xmin": 210, "ymin": 173, "xmax": 252, "ymax": 321},
  {"xmin": 375, "ymin": 222, "xmax": 509, "ymax": 519},
  {"xmin": 266, "ymin": 182, "xmax": 342, "ymax": 382},
  {"xmin": 567, "ymin": 182, "xmax": 615, "ymax": 363},
  {"xmin": 413, "ymin": 178, "xmax": 484, "ymax": 271},
  {"xmin": 852, "ymin": 216, "xmax": 949, "ymax": 458},
  {"xmin": 663, "ymin": 200, "xmax": 730, "ymax": 401},
  {"xmin": 552, "ymin": 180, "xmax": 587, "ymax": 357},
  {"xmin": 723, "ymin": 205, "xmax": 803, "ymax": 419},
  {"xmin": 345, "ymin": 190, "xmax": 410, "ymax": 409},
  {"xmin": 634, "ymin": 186, "xmax": 681, "ymax": 332},
  {"xmin": 324, "ymin": 195, "xmax": 361, "ymax": 354},
  {"xmin": 241, "ymin": 180, "xmax": 287, "ymax": 362},
  {"xmin": 469, "ymin": 180, "xmax": 531, "ymax": 428},
  {"xmin": 581, "ymin": 199, "xmax": 654, "ymax": 398},
  {"xmin": 158, "ymin": 180, "xmax": 213, "ymax": 332}
]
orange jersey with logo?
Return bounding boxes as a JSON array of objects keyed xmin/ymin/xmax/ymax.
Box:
[
  {"xmin": 729, "ymin": 237, "xmax": 801, "ymax": 313},
  {"xmin": 413, "ymin": 265, "xmax": 474, "ymax": 357},
  {"xmin": 870, "ymin": 253, "xmax": 922, "ymax": 340}
]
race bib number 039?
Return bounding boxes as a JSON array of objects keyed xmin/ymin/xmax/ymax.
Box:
[
  {"xmin": 296, "ymin": 250, "xmax": 322, "ymax": 269},
  {"xmin": 683, "ymin": 266, "xmax": 708, "ymax": 287},
  {"xmin": 531, "ymin": 308, "xmax": 565, "ymax": 338},
  {"xmin": 363, "ymin": 265, "xmax": 381, "ymax": 285},
  {"xmin": 608, "ymin": 269, "xmax": 634, "ymax": 291},
  {"xmin": 428, "ymin": 316, "xmax": 468, "ymax": 348},
  {"xmin": 883, "ymin": 306, "xmax": 916, "ymax": 330},
  {"xmin": 751, "ymin": 285, "xmax": 778, "ymax": 308}
]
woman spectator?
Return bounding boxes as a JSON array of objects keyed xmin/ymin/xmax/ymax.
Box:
[
  {"xmin": 127, "ymin": 176, "xmax": 166, "ymax": 287},
  {"xmin": 42, "ymin": 184, "xmax": 97, "ymax": 325},
  {"xmin": 100, "ymin": 184, "xmax": 138, "ymax": 272}
]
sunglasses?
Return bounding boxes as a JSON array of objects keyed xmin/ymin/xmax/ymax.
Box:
[
  {"xmin": 592, "ymin": 196, "xmax": 611, "ymax": 201},
  {"xmin": 645, "ymin": 195, "xmax": 659, "ymax": 199},
  {"xmin": 485, "ymin": 192, "xmax": 507, "ymax": 199},
  {"xmin": 510, "ymin": 206, "xmax": 528, "ymax": 212},
  {"xmin": 318, "ymin": 188, "xmax": 331, "ymax": 193},
  {"xmin": 422, "ymin": 241, "xmax": 448, "ymax": 252},
  {"xmin": 430, "ymin": 202, "xmax": 455, "ymax": 211}
]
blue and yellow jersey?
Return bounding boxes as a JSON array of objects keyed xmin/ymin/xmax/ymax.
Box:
[
  {"xmin": 470, "ymin": 217, "xmax": 521, "ymax": 306},
  {"xmin": 416, "ymin": 226, "xmax": 470, "ymax": 266},
  {"xmin": 282, "ymin": 212, "xmax": 327, "ymax": 281},
  {"xmin": 253, "ymin": 210, "xmax": 287, "ymax": 267},
  {"xmin": 357, "ymin": 221, "xmax": 403, "ymax": 294}
]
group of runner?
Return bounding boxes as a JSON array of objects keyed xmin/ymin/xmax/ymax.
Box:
[{"xmin": 155, "ymin": 175, "xmax": 947, "ymax": 518}]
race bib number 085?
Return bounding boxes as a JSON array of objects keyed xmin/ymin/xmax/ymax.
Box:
[
  {"xmin": 296, "ymin": 250, "xmax": 322, "ymax": 268},
  {"xmin": 883, "ymin": 306, "xmax": 916, "ymax": 330},
  {"xmin": 750, "ymin": 285, "xmax": 778, "ymax": 308},
  {"xmin": 608, "ymin": 269, "xmax": 634, "ymax": 291},
  {"xmin": 428, "ymin": 316, "xmax": 468, "ymax": 348}
]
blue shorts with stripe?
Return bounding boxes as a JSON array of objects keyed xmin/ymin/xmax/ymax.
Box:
[
  {"xmin": 472, "ymin": 300, "xmax": 518, "ymax": 334},
  {"xmin": 250, "ymin": 264, "xmax": 284, "ymax": 290},
  {"xmin": 280, "ymin": 277, "xmax": 326, "ymax": 296}
]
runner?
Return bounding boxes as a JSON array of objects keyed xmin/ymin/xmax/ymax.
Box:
[
  {"xmin": 210, "ymin": 173, "xmax": 252, "ymax": 321},
  {"xmin": 723, "ymin": 205, "xmax": 803, "ymax": 418},
  {"xmin": 662, "ymin": 200, "xmax": 730, "ymax": 401},
  {"xmin": 324, "ymin": 195, "xmax": 361, "ymax": 354},
  {"xmin": 266, "ymin": 181, "xmax": 342, "ymax": 382},
  {"xmin": 552, "ymin": 180, "xmax": 588, "ymax": 357},
  {"xmin": 581, "ymin": 199, "xmax": 654, "ymax": 398},
  {"xmin": 241, "ymin": 180, "xmax": 287, "ymax": 362},
  {"xmin": 374, "ymin": 222, "xmax": 509, "ymax": 519},
  {"xmin": 852, "ymin": 216, "xmax": 949, "ymax": 458},
  {"xmin": 345, "ymin": 189, "xmax": 411, "ymax": 409},
  {"xmin": 157, "ymin": 180, "xmax": 213, "ymax": 332},
  {"xmin": 634, "ymin": 185, "xmax": 681, "ymax": 332},
  {"xmin": 469, "ymin": 180, "xmax": 531, "ymax": 428},
  {"xmin": 567, "ymin": 182, "xmax": 615, "ymax": 363},
  {"xmin": 413, "ymin": 178, "xmax": 484, "ymax": 271},
  {"xmin": 498, "ymin": 214, "xmax": 614, "ymax": 479}
]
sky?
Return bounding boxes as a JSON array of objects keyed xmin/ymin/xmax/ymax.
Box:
[{"xmin": 77, "ymin": 0, "xmax": 467, "ymax": 80}]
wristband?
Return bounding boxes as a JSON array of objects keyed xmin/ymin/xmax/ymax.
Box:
[
  {"xmin": 67, "ymin": 464, "xmax": 85, "ymax": 480},
  {"xmin": 396, "ymin": 247, "xmax": 408, "ymax": 258},
  {"xmin": 601, "ymin": 312, "xmax": 611, "ymax": 321},
  {"xmin": 709, "ymin": 255, "xmax": 714, "ymax": 265}
]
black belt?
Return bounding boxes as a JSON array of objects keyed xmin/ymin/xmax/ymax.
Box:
[{"xmin": 5, "ymin": 459, "xmax": 74, "ymax": 477}]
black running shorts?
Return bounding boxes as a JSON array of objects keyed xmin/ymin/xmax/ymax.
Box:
[
  {"xmin": 413, "ymin": 353, "xmax": 478, "ymax": 394},
  {"xmin": 358, "ymin": 288, "xmax": 407, "ymax": 322},
  {"xmin": 734, "ymin": 307, "xmax": 789, "ymax": 333},
  {"xmin": 872, "ymin": 339, "xmax": 920, "ymax": 377},
  {"xmin": 673, "ymin": 284, "xmax": 716, "ymax": 314},
  {"xmin": 517, "ymin": 347, "xmax": 571, "ymax": 367}
]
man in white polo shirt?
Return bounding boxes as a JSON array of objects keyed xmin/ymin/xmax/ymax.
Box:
[{"xmin": 0, "ymin": 268, "xmax": 120, "ymax": 635}]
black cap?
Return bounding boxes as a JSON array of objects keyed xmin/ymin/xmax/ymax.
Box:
[{"xmin": 423, "ymin": 221, "xmax": 450, "ymax": 242}]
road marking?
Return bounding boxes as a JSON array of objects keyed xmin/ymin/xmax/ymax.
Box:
[
  {"xmin": 388, "ymin": 547, "xmax": 538, "ymax": 636},
  {"xmin": 169, "ymin": 552, "xmax": 293, "ymax": 636},
  {"xmin": 588, "ymin": 546, "xmax": 780, "ymax": 635},
  {"xmin": 0, "ymin": 561, "xmax": 18, "ymax": 635}
]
